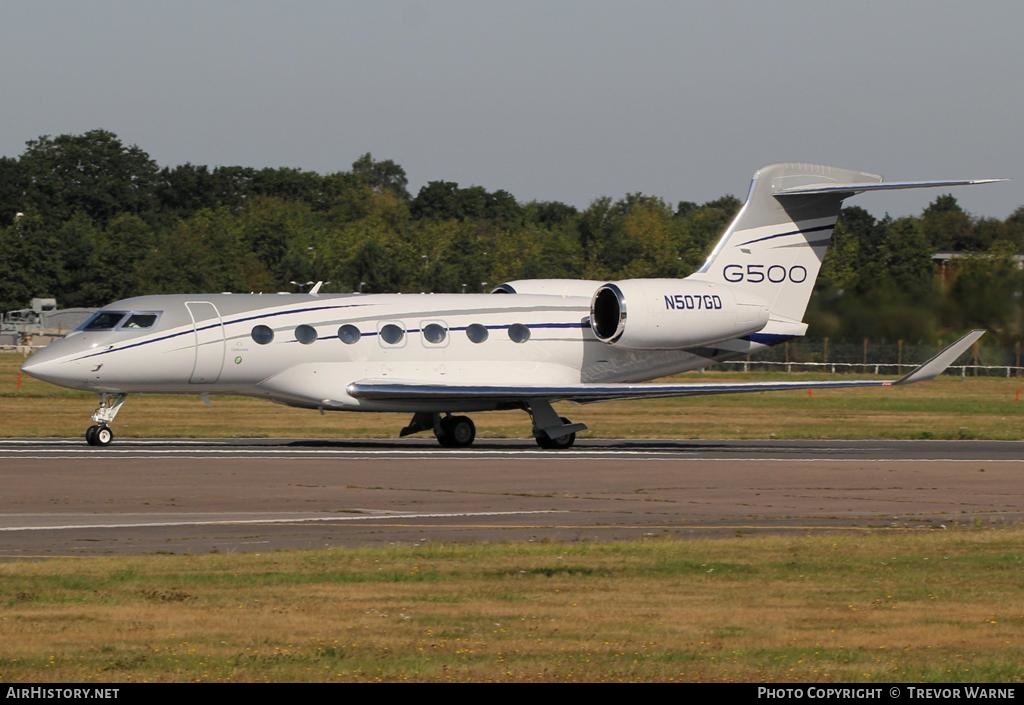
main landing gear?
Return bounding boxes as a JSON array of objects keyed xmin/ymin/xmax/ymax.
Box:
[
  {"xmin": 84, "ymin": 393, "xmax": 127, "ymax": 447},
  {"xmin": 400, "ymin": 412, "xmax": 477, "ymax": 448},
  {"xmin": 437, "ymin": 415, "xmax": 476, "ymax": 447},
  {"xmin": 527, "ymin": 400, "xmax": 586, "ymax": 450},
  {"xmin": 399, "ymin": 401, "xmax": 587, "ymax": 450}
]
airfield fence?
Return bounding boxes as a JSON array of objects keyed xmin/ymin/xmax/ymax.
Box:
[{"xmin": 722, "ymin": 338, "xmax": 1024, "ymax": 377}]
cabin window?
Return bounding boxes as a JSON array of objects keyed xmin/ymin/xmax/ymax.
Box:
[
  {"xmin": 379, "ymin": 323, "xmax": 405, "ymax": 345},
  {"xmin": 508, "ymin": 323, "xmax": 531, "ymax": 343},
  {"xmin": 422, "ymin": 322, "xmax": 447, "ymax": 345},
  {"xmin": 337, "ymin": 324, "xmax": 361, "ymax": 344},
  {"xmin": 295, "ymin": 324, "xmax": 318, "ymax": 345},
  {"xmin": 121, "ymin": 313, "xmax": 159, "ymax": 329},
  {"xmin": 251, "ymin": 325, "xmax": 274, "ymax": 345},
  {"xmin": 79, "ymin": 311, "xmax": 128, "ymax": 331},
  {"xmin": 466, "ymin": 323, "xmax": 488, "ymax": 343}
]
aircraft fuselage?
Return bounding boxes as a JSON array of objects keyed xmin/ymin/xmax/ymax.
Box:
[{"xmin": 22, "ymin": 292, "xmax": 753, "ymax": 413}]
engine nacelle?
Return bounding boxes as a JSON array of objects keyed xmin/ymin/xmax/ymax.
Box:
[
  {"xmin": 590, "ymin": 279, "xmax": 770, "ymax": 349},
  {"xmin": 492, "ymin": 279, "xmax": 606, "ymax": 298}
]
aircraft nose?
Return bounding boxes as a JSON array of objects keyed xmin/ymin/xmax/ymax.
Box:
[{"xmin": 20, "ymin": 345, "xmax": 83, "ymax": 388}]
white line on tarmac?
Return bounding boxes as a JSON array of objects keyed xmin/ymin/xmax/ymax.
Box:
[
  {"xmin": 0, "ymin": 510, "xmax": 566, "ymax": 532},
  {"xmin": 1, "ymin": 453, "xmax": 1022, "ymax": 462},
  {"xmin": 0, "ymin": 449, "xmax": 696, "ymax": 458}
]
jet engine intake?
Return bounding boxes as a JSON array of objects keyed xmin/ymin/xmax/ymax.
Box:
[{"xmin": 590, "ymin": 279, "xmax": 769, "ymax": 349}]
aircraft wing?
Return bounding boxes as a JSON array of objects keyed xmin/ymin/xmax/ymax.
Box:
[{"xmin": 347, "ymin": 330, "xmax": 984, "ymax": 405}]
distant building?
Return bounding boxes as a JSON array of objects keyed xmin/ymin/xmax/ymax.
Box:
[{"xmin": 932, "ymin": 252, "xmax": 1024, "ymax": 286}]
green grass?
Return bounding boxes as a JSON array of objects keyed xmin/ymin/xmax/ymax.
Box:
[
  {"xmin": 1, "ymin": 530, "xmax": 1022, "ymax": 682},
  {"xmin": 4, "ymin": 351, "xmax": 1024, "ymax": 439}
]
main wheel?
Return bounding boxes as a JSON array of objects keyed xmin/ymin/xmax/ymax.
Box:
[
  {"xmin": 436, "ymin": 415, "xmax": 476, "ymax": 447},
  {"xmin": 94, "ymin": 426, "xmax": 114, "ymax": 446},
  {"xmin": 535, "ymin": 417, "xmax": 576, "ymax": 450},
  {"xmin": 85, "ymin": 425, "xmax": 100, "ymax": 446}
]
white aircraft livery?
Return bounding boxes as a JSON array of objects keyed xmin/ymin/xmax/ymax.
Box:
[{"xmin": 21, "ymin": 163, "xmax": 1000, "ymax": 448}]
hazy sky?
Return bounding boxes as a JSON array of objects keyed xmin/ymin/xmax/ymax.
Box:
[{"xmin": 1, "ymin": 0, "xmax": 1020, "ymax": 217}]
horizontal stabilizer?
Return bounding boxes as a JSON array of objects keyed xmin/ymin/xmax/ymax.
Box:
[
  {"xmin": 347, "ymin": 330, "xmax": 984, "ymax": 405},
  {"xmin": 775, "ymin": 178, "xmax": 1007, "ymax": 197}
]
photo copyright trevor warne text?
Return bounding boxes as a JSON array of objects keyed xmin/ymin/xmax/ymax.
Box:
[{"xmin": 758, "ymin": 687, "xmax": 1016, "ymax": 700}]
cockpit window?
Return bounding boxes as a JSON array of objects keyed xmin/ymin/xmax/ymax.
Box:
[
  {"xmin": 79, "ymin": 311, "xmax": 128, "ymax": 331},
  {"xmin": 121, "ymin": 313, "xmax": 159, "ymax": 329}
]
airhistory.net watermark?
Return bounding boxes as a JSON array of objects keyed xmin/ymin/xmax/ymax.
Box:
[{"xmin": 6, "ymin": 688, "xmax": 118, "ymax": 700}]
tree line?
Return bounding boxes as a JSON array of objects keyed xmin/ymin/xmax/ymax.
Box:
[{"xmin": 1, "ymin": 129, "xmax": 1023, "ymax": 349}]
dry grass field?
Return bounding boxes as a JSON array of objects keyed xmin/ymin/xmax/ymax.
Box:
[
  {"xmin": 2, "ymin": 352, "xmax": 1022, "ymax": 440},
  {"xmin": 0, "ymin": 530, "xmax": 1021, "ymax": 682}
]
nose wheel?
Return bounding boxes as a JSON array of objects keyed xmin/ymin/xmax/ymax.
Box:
[
  {"xmin": 85, "ymin": 425, "xmax": 114, "ymax": 446},
  {"xmin": 84, "ymin": 393, "xmax": 127, "ymax": 447}
]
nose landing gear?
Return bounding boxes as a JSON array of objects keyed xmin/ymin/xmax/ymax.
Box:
[{"xmin": 84, "ymin": 393, "xmax": 127, "ymax": 447}]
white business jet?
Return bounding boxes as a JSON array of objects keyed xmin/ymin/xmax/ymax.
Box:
[{"xmin": 21, "ymin": 163, "xmax": 999, "ymax": 448}]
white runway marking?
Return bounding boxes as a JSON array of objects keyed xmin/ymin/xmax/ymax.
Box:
[
  {"xmin": 2, "ymin": 440, "xmax": 1023, "ymax": 462},
  {"xmin": 0, "ymin": 510, "xmax": 565, "ymax": 532},
  {"xmin": 1, "ymin": 452, "xmax": 1022, "ymax": 462}
]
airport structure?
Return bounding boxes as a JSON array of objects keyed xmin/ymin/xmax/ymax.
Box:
[{"xmin": 0, "ymin": 299, "xmax": 94, "ymax": 350}]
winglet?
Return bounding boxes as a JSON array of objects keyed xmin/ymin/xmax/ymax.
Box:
[{"xmin": 894, "ymin": 330, "xmax": 986, "ymax": 385}]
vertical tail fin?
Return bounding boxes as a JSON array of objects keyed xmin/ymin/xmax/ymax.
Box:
[
  {"xmin": 692, "ymin": 163, "xmax": 1004, "ymax": 329},
  {"xmin": 693, "ymin": 163, "xmax": 879, "ymax": 326}
]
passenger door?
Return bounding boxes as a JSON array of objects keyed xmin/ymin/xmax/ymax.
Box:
[{"xmin": 185, "ymin": 301, "xmax": 225, "ymax": 384}]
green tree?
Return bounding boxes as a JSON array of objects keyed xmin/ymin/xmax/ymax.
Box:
[
  {"xmin": 252, "ymin": 167, "xmax": 326, "ymax": 207},
  {"xmin": 239, "ymin": 197, "xmax": 321, "ymax": 285},
  {"xmin": 0, "ymin": 214, "xmax": 62, "ymax": 311},
  {"xmin": 351, "ymin": 153, "xmax": 409, "ymax": 200},
  {"xmin": 680, "ymin": 195, "xmax": 741, "ymax": 267},
  {"xmin": 524, "ymin": 200, "xmax": 578, "ymax": 228},
  {"xmin": 922, "ymin": 195, "xmax": 976, "ymax": 251},
  {"xmin": 0, "ymin": 157, "xmax": 27, "ymax": 227},
  {"xmin": 945, "ymin": 242, "xmax": 1022, "ymax": 341},
  {"xmin": 19, "ymin": 130, "xmax": 159, "ymax": 225},
  {"xmin": 144, "ymin": 208, "xmax": 270, "ymax": 293},
  {"xmin": 157, "ymin": 163, "xmax": 218, "ymax": 218},
  {"xmin": 411, "ymin": 181, "xmax": 461, "ymax": 220},
  {"xmin": 53, "ymin": 213, "xmax": 101, "ymax": 306}
]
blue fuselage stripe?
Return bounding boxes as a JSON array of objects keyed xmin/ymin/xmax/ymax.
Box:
[
  {"xmin": 74, "ymin": 303, "xmax": 369, "ymax": 360},
  {"xmin": 78, "ymin": 308, "xmax": 591, "ymax": 357},
  {"xmin": 736, "ymin": 224, "xmax": 834, "ymax": 248}
]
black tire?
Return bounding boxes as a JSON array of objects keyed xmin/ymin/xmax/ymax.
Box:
[
  {"xmin": 85, "ymin": 425, "xmax": 99, "ymax": 446},
  {"xmin": 94, "ymin": 426, "xmax": 114, "ymax": 446},
  {"xmin": 535, "ymin": 417, "xmax": 576, "ymax": 450},
  {"xmin": 436, "ymin": 415, "xmax": 475, "ymax": 447},
  {"xmin": 448, "ymin": 416, "xmax": 476, "ymax": 447}
]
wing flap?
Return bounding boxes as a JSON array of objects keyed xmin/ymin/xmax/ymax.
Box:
[{"xmin": 349, "ymin": 378, "xmax": 893, "ymax": 405}]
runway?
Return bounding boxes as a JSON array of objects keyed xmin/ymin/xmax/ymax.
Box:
[{"xmin": 1, "ymin": 438, "xmax": 1022, "ymax": 556}]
